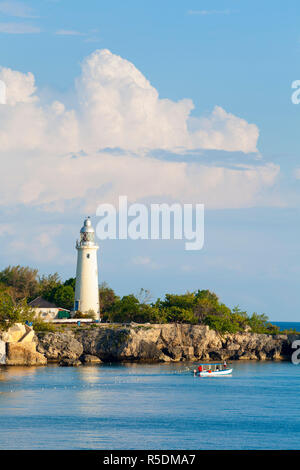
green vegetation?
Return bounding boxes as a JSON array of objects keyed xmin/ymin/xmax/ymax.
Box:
[
  {"xmin": 31, "ymin": 318, "xmax": 55, "ymax": 332},
  {"xmin": 75, "ymin": 310, "xmax": 96, "ymax": 320},
  {"xmin": 40, "ymin": 275, "xmax": 75, "ymax": 310},
  {"xmin": 0, "ymin": 266, "xmax": 75, "ymax": 310},
  {"xmin": 0, "ymin": 291, "xmax": 34, "ymax": 331},
  {"xmin": 0, "ymin": 265, "xmax": 281, "ymax": 335},
  {"xmin": 100, "ymin": 286, "xmax": 280, "ymax": 335},
  {"xmin": 99, "ymin": 282, "xmax": 120, "ymax": 317},
  {"xmin": 281, "ymin": 328, "xmax": 300, "ymax": 334},
  {"xmin": 0, "ymin": 265, "xmax": 39, "ymax": 302}
]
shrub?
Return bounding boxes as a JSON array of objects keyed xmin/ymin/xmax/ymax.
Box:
[
  {"xmin": 32, "ymin": 319, "xmax": 55, "ymax": 332},
  {"xmin": 0, "ymin": 293, "xmax": 34, "ymax": 331},
  {"xmin": 204, "ymin": 313, "xmax": 240, "ymax": 334}
]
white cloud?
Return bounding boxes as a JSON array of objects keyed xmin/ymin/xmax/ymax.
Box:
[
  {"xmin": 6, "ymin": 223, "xmax": 72, "ymax": 263},
  {"xmin": 0, "ymin": 66, "xmax": 37, "ymax": 105},
  {"xmin": 188, "ymin": 106, "xmax": 259, "ymax": 153},
  {"xmin": 0, "ymin": 49, "xmax": 279, "ymax": 211},
  {"xmin": 132, "ymin": 256, "xmax": 159, "ymax": 269},
  {"xmin": 0, "ymin": 1, "xmax": 37, "ymax": 18},
  {"xmin": 188, "ymin": 10, "xmax": 231, "ymax": 16},
  {"xmin": 75, "ymin": 49, "xmax": 258, "ymax": 153},
  {"xmin": 55, "ymin": 29, "xmax": 85, "ymax": 36},
  {"xmin": 0, "ymin": 22, "xmax": 40, "ymax": 33}
]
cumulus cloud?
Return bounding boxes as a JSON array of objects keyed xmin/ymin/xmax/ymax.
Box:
[
  {"xmin": 0, "ymin": 66, "xmax": 37, "ymax": 105},
  {"xmin": 0, "ymin": 48, "xmax": 279, "ymax": 212},
  {"xmin": 75, "ymin": 49, "xmax": 258, "ymax": 153},
  {"xmin": 188, "ymin": 106, "xmax": 259, "ymax": 153}
]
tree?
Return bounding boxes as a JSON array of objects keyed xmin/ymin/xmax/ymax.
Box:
[
  {"xmin": 155, "ymin": 292, "xmax": 195, "ymax": 311},
  {"xmin": 109, "ymin": 294, "xmax": 160, "ymax": 323},
  {"xmin": 0, "ymin": 265, "xmax": 39, "ymax": 301},
  {"xmin": 38, "ymin": 275, "xmax": 75, "ymax": 310},
  {"xmin": 39, "ymin": 273, "xmax": 61, "ymax": 300},
  {"xmin": 64, "ymin": 277, "xmax": 76, "ymax": 290},
  {"xmin": 204, "ymin": 312, "xmax": 240, "ymax": 334},
  {"xmin": 99, "ymin": 282, "xmax": 119, "ymax": 318},
  {"xmin": 136, "ymin": 288, "xmax": 152, "ymax": 304},
  {"xmin": 193, "ymin": 290, "xmax": 221, "ymax": 322},
  {"xmin": 247, "ymin": 313, "xmax": 280, "ymax": 335},
  {"xmin": 154, "ymin": 290, "xmax": 225, "ymax": 325},
  {"xmin": 162, "ymin": 306, "xmax": 197, "ymax": 324},
  {"xmin": 0, "ymin": 292, "xmax": 34, "ymax": 331},
  {"xmin": 53, "ymin": 285, "xmax": 74, "ymax": 310}
]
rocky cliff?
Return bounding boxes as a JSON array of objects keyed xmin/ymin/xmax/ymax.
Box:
[{"xmin": 36, "ymin": 324, "xmax": 295, "ymax": 365}]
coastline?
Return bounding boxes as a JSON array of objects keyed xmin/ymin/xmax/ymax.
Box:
[
  {"xmin": 22, "ymin": 323, "xmax": 300, "ymax": 365},
  {"xmin": 1, "ymin": 323, "xmax": 296, "ymax": 367}
]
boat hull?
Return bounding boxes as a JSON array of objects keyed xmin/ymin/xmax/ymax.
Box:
[{"xmin": 198, "ymin": 368, "xmax": 232, "ymax": 377}]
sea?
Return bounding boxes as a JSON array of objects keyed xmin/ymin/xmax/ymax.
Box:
[
  {"xmin": 1, "ymin": 360, "xmax": 300, "ymax": 450},
  {"xmin": 272, "ymin": 321, "xmax": 300, "ymax": 332}
]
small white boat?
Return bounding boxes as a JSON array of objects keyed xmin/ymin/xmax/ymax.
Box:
[
  {"xmin": 193, "ymin": 363, "xmax": 233, "ymax": 377},
  {"xmin": 199, "ymin": 368, "xmax": 232, "ymax": 377}
]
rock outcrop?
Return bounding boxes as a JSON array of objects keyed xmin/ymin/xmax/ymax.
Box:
[
  {"xmin": 0, "ymin": 339, "xmax": 6, "ymax": 364},
  {"xmin": 0, "ymin": 323, "xmax": 47, "ymax": 366},
  {"xmin": 1, "ymin": 323, "xmax": 295, "ymax": 366},
  {"xmin": 35, "ymin": 324, "xmax": 295, "ymax": 363},
  {"xmin": 81, "ymin": 354, "xmax": 102, "ymax": 364},
  {"xmin": 6, "ymin": 342, "xmax": 47, "ymax": 366},
  {"xmin": 37, "ymin": 332, "xmax": 83, "ymax": 361},
  {"xmin": 0, "ymin": 323, "xmax": 27, "ymax": 343}
]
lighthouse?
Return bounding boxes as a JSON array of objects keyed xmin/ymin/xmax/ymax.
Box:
[{"xmin": 74, "ymin": 217, "xmax": 100, "ymax": 320}]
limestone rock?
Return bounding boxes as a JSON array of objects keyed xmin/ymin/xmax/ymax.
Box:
[
  {"xmin": 81, "ymin": 354, "xmax": 102, "ymax": 364},
  {"xmin": 33, "ymin": 324, "xmax": 299, "ymax": 364},
  {"xmin": 20, "ymin": 329, "xmax": 35, "ymax": 343},
  {"xmin": 6, "ymin": 342, "xmax": 47, "ymax": 366},
  {"xmin": 0, "ymin": 339, "xmax": 6, "ymax": 364},
  {"xmin": 0, "ymin": 323, "xmax": 26, "ymax": 343},
  {"xmin": 37, "ymin": 332, "xmax": 83, "ymax": 361}
]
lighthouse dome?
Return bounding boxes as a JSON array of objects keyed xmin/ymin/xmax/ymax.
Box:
[{"xmin": 80, "ymin": 216, "xmax": 95, "ymax": 233}]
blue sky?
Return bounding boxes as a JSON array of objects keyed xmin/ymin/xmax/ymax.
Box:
[{"xmin": 1, "ymin": 0, "xmax": 300, "ymax": 320}]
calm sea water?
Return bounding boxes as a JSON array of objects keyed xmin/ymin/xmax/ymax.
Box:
[
  {"xmin": 0, "ymin": 361, "xmax": 300, "ymax": 450},
  {"xmin": 273, "ymin": 321, "xmax": 300, "ymax": 332}
]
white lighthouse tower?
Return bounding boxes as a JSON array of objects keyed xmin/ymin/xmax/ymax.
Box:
[{"xmin": 74, "ymin": 217, "xmax": 100, "ymax": 320}]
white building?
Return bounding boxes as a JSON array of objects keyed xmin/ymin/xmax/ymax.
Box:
[
  {"xmin": 28, "ymin": 296, "xmax": 71, "ymax": 321},
  {"xmin": 74, "ymin": 217, "xmax": 100, "ymax": 320}
]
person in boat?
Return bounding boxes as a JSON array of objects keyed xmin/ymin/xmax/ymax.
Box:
[
  {"xmin": 197, "ymin": 365, "xmax": 203, "ymax": 373},
  {"xmin": 223, "ymin": 360, "xmax": 227, "ymax": 368}
]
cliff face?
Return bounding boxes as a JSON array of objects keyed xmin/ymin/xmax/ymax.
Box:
[{"xmin": 36, "ymin": 324, "xmax": 294, "ymax": 364}]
